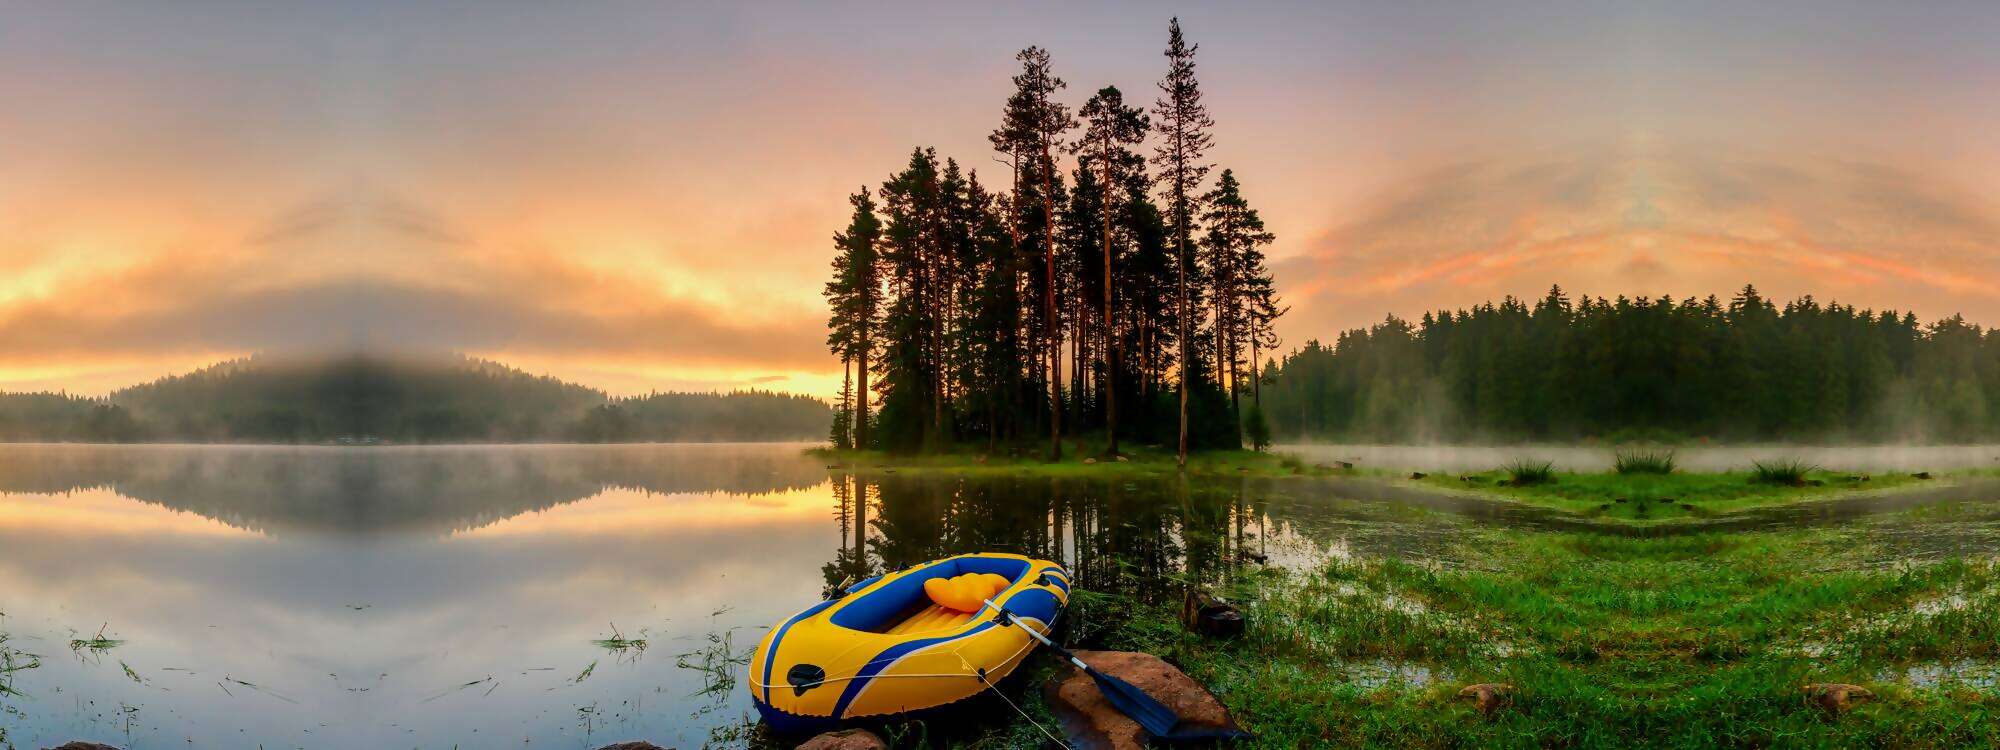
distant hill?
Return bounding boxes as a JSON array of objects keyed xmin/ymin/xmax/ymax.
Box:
[{"xmin": 0, "ymin": 355, "xmax": 831, "ymax": 443}]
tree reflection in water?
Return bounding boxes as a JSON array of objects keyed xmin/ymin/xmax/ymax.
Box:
[{"xmin": 822, "ymin": 473, "xmax": 1273, "ymax": 604}]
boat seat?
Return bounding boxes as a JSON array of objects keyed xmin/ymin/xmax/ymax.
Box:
[{"xmin": 883, "ymin": 604, "xmax": 977, "ymax": 635}]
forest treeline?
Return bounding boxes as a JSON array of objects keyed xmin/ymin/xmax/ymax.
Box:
[
  {"xmin": 825, "ymin": 18, "xmax": 1283, "ymax": 458},
  {"xmin": 1263, "ymin": 285, "xmax": 2000, "ymax": 442},
  {"xmin": 0, "ymin": 355, "xmax": 830, "ymax": 443}
]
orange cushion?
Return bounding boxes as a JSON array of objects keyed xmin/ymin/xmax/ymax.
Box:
[{"xmin": 922, "ymin": 572, "xmax": 1013, "ymax": 613}]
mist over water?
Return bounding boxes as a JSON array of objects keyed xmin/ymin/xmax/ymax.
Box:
[
  {"xmin": 0, "ymin": 444, "xmax": 1481, "ymax": 748},
  {"xmin": 1279, "ymin": 443, "xmax": 2000, "ymax": 473}
]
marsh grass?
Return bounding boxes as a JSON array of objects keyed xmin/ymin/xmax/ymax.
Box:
[
  {"xmin": 1613, "ymin": 448, "xmax": 1677, "ymax": 475},
  {"xmin": 675, "ymin": 627, "xmax": 752, "ymax": 700},
  {"xmin": 591, "ymin": 622, "xmax": 649, "ymax": 659},
  {"xmin": 1502, "ymin": 459, "xmax": 1556, "ymax": 486},
  {"xmin": 1751, "ymin": 458, "xmax": 1820, "ymax": 486},
  {"xmin": 1427, "ymin": 469, "xmax": 1922, "ymax": 521},
  {"xmin": 1027, "ymin": 522, "xmax": 2000, "ymax": 749},
  {"xmin": 1, "ymin": 630, "xmax": 41, "ymax": 698},
  {"xmin": 68, "ymin": 623, "xmax": 123, "ymax": 654}
]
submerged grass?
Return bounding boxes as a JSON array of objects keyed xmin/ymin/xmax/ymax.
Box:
[{"xmin": 68, "ymin": 623, "xmax": 123, "ymax": 655}]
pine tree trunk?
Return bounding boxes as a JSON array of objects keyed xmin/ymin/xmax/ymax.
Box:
[
  {"xmin": 1102, "ymin": 160, "xmax": 1119, "ymax": 456},
  {"xmin": 1176, "ymin": 212, "xmax": 1190, "ymax": 466},
  {"xmin": 1250, "ymin": 332, "xmax": 1262, "ymax": 407},
  {"xmin": 1042, "ymin": 144, "xmax": 1062, "ymax": 462},
  {"xmin": 856, "ymin": 321, "xmax": 870, "ymax": 451}
]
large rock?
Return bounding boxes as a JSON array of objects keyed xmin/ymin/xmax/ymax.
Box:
[
  {"xmin": 595, "ymin": 743, "xmax": 667, "ymax": 750},
  {"xmin": 1043, "ymin": 650, "xmax": 1244, "ymax": 750},
  {"xmin": 795, "ymin": 728, "xmax": 887, "ymax": 750}
]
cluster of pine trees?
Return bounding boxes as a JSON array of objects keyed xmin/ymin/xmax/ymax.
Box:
[
  {"xmin": 1263, "ymin": 285, "xmax": 2000, "ymax": 442},
  {"xmin": 825, "ymin": 19, "xmax": 1283, "ymax": 460}
]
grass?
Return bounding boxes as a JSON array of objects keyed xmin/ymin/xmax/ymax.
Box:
[
  {"xmin": 1613, "ymin": 448, "xmax": 1678, "ymax": 475},
  {"xmin": 1052, "ymin": 528, "xmax": 2000, "ymax": 749},
  {"xmin": 67, "ymin": 623, "xmax": 123, "ymax": 655},
  {"xmin": 1, "ymin": 629, "xmax": 41, "ymax": 699},
  {"xmin": 1502, "ymin": 459, "xmax": 1556, "ymax": 486},
  {"xmin": 1752, "ymin": 458, "xmax": 1821, "ymax": 486},
  {"xmin": 591, "ymin": 622, "xmax": 649, "ymax": 658},
  {"xmin": 1426, "ymin": 468, "xmax": 1920, "ymax": 521}
]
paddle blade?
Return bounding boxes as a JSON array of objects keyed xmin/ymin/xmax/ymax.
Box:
[
  {"xmin": 1085, "ymin": 669, "xmax": 1183, "ymax": 738},
  {"xmin": 1086, "ymin": 667, "xmax": 1254, "ymax": 743}
]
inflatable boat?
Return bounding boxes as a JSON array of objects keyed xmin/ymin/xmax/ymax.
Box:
[{"xmin": 747, "ymin": 552, "xmax": 1070, "ymax": 732}]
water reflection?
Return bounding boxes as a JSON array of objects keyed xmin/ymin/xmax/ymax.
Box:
[
  {"xmin": 0, "ymin": 445, "xmax": 1476, "ymax": 748},
  {"xmin": 0, "ymin": 444, "xmax": 828, "ymax": 535},
  {"xmin": 1, "ymin": 444, "xmax": 1993, "ymax": 748}
]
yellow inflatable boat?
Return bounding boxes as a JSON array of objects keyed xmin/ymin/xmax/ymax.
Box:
[{"xmin": 748, "ymin": 552, "xmax": 1070, "ymax": 731}]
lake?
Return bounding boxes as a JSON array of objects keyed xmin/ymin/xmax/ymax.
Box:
[
  {"xmin": 2, "ymin": 443, "xmax": 1996, "ymax": 749},
  {"xmin": 0, "ymin": 444, "xmax": 1490, "ymax": 749}
]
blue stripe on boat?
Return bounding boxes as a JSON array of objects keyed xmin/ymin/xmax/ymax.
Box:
[
  {"xmin": 830, "ymin": 620, "xmax": 997, "ymax": 719},
  {"xmin": 762, "ymin": 599, "xmax": 837, "ymax": 704},
  {"xmin": 1042, "ymin": 569, "xmax": 1070, "ymax": 594}
]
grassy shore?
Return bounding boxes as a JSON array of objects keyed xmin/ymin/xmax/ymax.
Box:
[
  {"xmin": 861, "ymin": 467, "xmax": 1999, "ymax": 749},
  {"xmin": 807, "ymin": 442, "xmax": 1340, "ymax": 479},
  {"xmin": 1064, "ymin": 524, "xmax": 2000, "ymax": 748},
  {"xmin": 1417, "ymin": 468, "xmax": 1931, "ymax": 521}
]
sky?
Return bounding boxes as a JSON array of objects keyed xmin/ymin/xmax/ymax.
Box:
[{"xmin": 2, "ymin": 1, "xmax": 1996, "ymax": 397}]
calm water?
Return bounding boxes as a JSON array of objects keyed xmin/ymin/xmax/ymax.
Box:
[
  {"xmin": 0, "ymin": 444, "xmax": 1496, "ymax": 749},
  {"xmin": 3, "ymin": 444, "xmax": 1997, "ymax": 749}
]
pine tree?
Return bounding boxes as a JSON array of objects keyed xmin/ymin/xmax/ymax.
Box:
[
  {"xmin": 1200, "ymin": 169, "xmax": 1276, "ymax": 430},
  {"xmin": 1152, "ymin": 17, "xmax": 1216, "ymax": 465},
  {"xmin": 990, "ymin": 47, "xmax": 1076, "ymax": 461},
  {"xmin": 824, "ymin": 188, "xmax": 882, "ymax": 449},
  {"xmin": 1074, "ymin": 86, "xmax": 1149, "ymax": 456}
]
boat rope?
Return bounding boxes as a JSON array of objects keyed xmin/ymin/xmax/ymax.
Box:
[{"xmin": 973, "ymin": 661, "xmax": 1069, "ymax": 749}]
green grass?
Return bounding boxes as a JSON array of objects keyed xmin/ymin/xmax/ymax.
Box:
[
  {"xmin": 1425, "ymin": 469, "xmax": 1919, "ymax": 521},
  {"xmin": 1751, "ymin": 458, "xmax": 1821, "ymax": 486},
  {"xmin": 1061, "ymin": 528, "xmax": 2000, "ymax": 749},
  {"xmin": 1502, "ymin": 459, "xmax": 1556, "ymax": 486},
  {"xmin": 1613, "ymin": 448, "xmax": 1678, "ymax": 475}
]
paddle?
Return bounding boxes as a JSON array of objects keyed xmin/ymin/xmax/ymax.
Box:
[{"xmin": 981, "ymin": 598, "xmax": 1250, "ymax": 743}]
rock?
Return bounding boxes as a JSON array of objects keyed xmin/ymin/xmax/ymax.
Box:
[
  {"xmin": 596, "ymin": 743, "xmax": 669, "ymax": 750},
  {"xmin": 1802, "ymin": 683, "xmax": 1874, "ymax": 716},
  {"xmin": 47, "ymin": 744, "xmax": 123, "ymax": 750},
  {"xmin": 1182, "ymin": 589, "xmax": 1246, "ymax": 638},
  {"xmin": 1044, "ymin": 651, "xmax": 1245, "ymax": 750},
  {"xmin": 1409, "ymin": 471, "xmax": 1427, "ymax": 480},
  {"xmin": 795, "ymin": 728, "xmax": 887, "ymax": 750},
  {"xmin": 1084, "ymin": 457, "xmax": 1097, "ymax": 465},
  {"xmin": 1456, "ymin": 683, "xmax": 1514, "ymax": 717}
]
